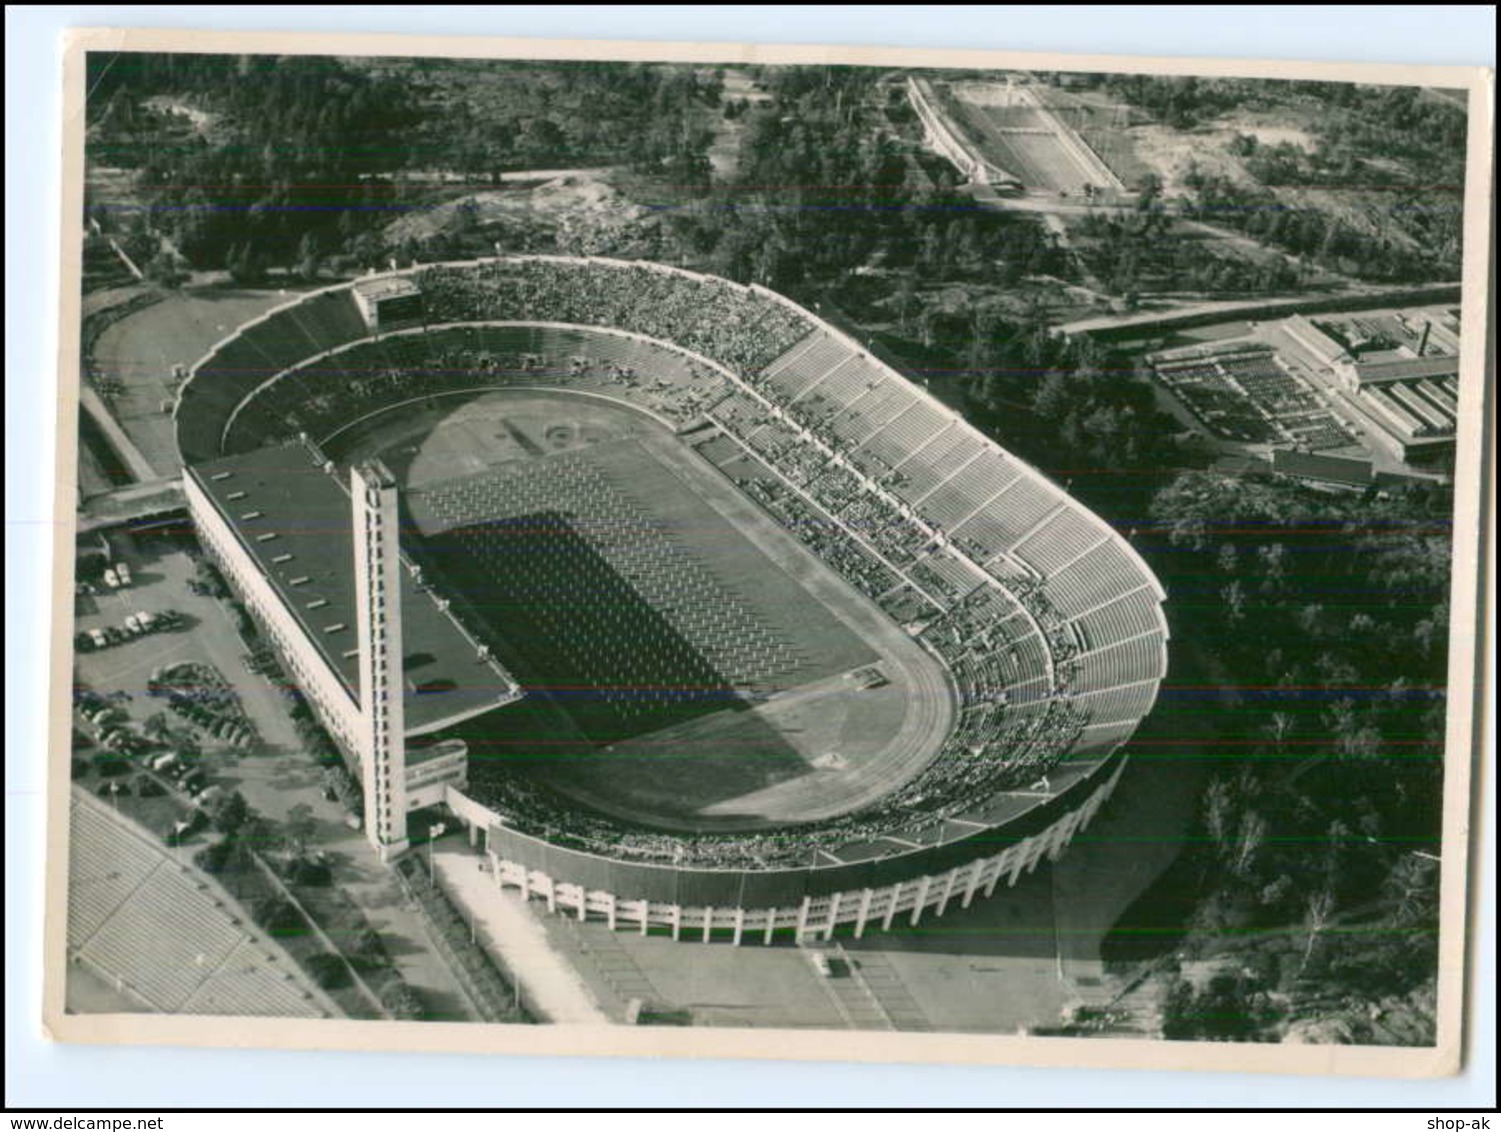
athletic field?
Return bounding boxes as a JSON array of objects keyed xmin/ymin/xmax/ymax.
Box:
[{"xmin": 334, "ymin": 388, "xmax": 955, "ymax": 831}]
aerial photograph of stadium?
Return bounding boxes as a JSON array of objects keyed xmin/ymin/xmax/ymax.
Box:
[{"xmin": 52, "ymin": 42, "xmax": 1479, "ymax": 1053}]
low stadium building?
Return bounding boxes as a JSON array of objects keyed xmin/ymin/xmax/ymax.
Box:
[
  {"xmin": 184, "ymin": 440, "xmax": 522, "ymax": 857},
  {"xmin": 1282, "ymin": 312, "xmax": 1459, "ymax": 464}
]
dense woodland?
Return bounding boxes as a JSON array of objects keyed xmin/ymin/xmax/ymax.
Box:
[
  {"xmin": 1139, "ymin": 473, "xmax": 1451, "ymax": 1042},
  {"xmin": 84, "ymin": 54, "xmax": 727, "ymax": 279},
  {"xmin": 1073, "ymin": 186, "xmax": 1305, "ymax": 297},
  {"xmin": 1177, "ymin": 169, "xmax": 1460, "ymax": 284},
  {"xmin": 657, "ymin": 67, "xmax": 1064, "ymax": 297}
]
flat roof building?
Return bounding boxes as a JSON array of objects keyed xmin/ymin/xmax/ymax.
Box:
[
  {"xmin": 1271, "ymin": 448, "xmax": 1374, "ymax": 488},
  {"xmin": 351, "ymin": 275, "xmax": 424, "ymax": 331},
  {"xmin": 186, "ymin": 441, "xmax": 522, "ymax": 738}
]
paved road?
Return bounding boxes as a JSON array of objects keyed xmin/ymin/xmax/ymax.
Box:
[
  {"xmin": 432, "ymin": 845, "xmax": 610, "ymax": 1025},
  {"xmin": 80, "ymin": 383, "xmax": 159, "ymax": 482},
  {"xmin": 1055, "ymin": 282, "xmax": 1462, "ymax": 338},
  {"xmin": 372, "ymin": 167, "xmax": 614, "ymax": 187}
]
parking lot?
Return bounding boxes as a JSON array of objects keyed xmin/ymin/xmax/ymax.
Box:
[{"xmin": 70, "ymin": 530, "xmax": 480, "ymax": 1021}]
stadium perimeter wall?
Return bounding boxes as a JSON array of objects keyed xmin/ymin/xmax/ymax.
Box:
[
  {"xmin": 445, "ymin": 754, "xmax": 1125, "ymax": 942},
  {"xmin": 175, "ymin": 256, "xmax": 1166, "ymax": 938}
]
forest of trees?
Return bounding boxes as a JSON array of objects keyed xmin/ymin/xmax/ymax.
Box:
[
  {"xmin": 82, "ymin": 54, "xmax": 729, "ymax": 278},
  {"xmin": 1177, "ymin": 168, "xmax": 1460, "ymax": 284},
  {"xmin": 1073, "ymin": 188, "xmax": 1304, "ymax": 296},
  {"xmin": 971, "ymin": 334, "xmax": 1184, "ymax": 478},
  {"xmin": 86, "ymin": 53, "xmax": 423, "ymax": 275},
  {"xmin": 1140, "ymin": 472, "xmax": 1451, "ymax": 1043}
]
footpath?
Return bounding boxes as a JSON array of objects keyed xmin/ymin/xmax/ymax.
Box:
[{"xmin": 432, "ymin": 844, "xmax": 610, "ymax": 1025}]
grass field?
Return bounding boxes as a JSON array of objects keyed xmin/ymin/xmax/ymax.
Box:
[
  {"xmin": 335, "ymin": 387, "xmax": 955, "ymax": 830},
  {"xmin": 90, "ymin": 285, "xmax": 302, "ymax": 478},
  {"xmin": 409, "ymin": 437, "xmax": 879, "ymax": 727}
]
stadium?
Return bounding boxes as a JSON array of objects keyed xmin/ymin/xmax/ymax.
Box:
[{"xmin": 176, "ymin": 256, "xmax": 1169, "ymax": 943}]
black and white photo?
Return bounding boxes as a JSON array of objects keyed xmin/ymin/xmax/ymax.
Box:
[{"xmin": 39, "ymin": 26, "xmax": 1493, "ymax": 1079}]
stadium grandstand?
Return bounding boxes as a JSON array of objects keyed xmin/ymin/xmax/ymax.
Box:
[
  {"xmin": 175, "ymin": 256, "xmax": 1168, "ymax": 941},
  {"xmin": 68, "ymin": 791, "xmax": 333, "ymax": 1016}
]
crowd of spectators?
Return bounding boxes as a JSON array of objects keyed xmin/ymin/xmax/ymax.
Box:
[
  {"xmin": 417, "ymin": 259, "xmax": 811, "ymax": 377},
  {"xmin": 228, "ymin": 323, "xmax": 733, "ymax": 451},
  {"xmin": 735, "ymin": 474, "xmax": 903, "ymax": 602},
  {"xmin": 192, "ymin": 258, "xmax": 1163, "ymax": 872}
]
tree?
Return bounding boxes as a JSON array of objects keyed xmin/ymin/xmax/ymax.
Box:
[
  {"xmin": 295, "ymin": 231, "xmax": 321, "ymax": 281},
  {"xmin": 1384, "ymin": 853, "xmax": 1439, "ymax": 927},
  {"xmin": 1032, "ymin": 370, "xmax": 1073, "ymax": 422},
  {"xmin": 142, "ymin": 712, "xmax": 171, "ymax": 742},
  {"xmin": 380, "ymin": 978, "xmax": 427, "ymax": 1021},
  {"xmin": 172, "ymin": 730, "xmax": 203, "ymax": 768},
  {"xmin": 1193, "ymin": 972, "xmax": 1272, "ymax": 1041},
  {"xmin": 1220, "ymin": 579, "xmax": 1248, "ymax": 625},
  {"xmin": 1203, "ymin": 777, "xmax": 1235, "ymax": 857},
  {"xmin": 1262, "ymin": 712, "xmax": 1294, "ymax": 749},
  {"xmin": 210, "ymin": 790, "xmax": 251, "ymax": 835},
  {"xmin": 226, "ymin": 241, "xmax": 267, "ymax": 285},
  {"xmin": 283, "ymin": 855, "xmax": 332, "ymax": 887},
  {"xmin": 92, "ymin": 750, "xmax": 130, "ymax": 777},
  {"xmin": 350, "ymin": 924, "xmax": 387, "ymax": 967},
  {"xmin": 1298, "ymin": 886, "xmax": 1337, "ymax": 978},
  {"xmin": 193, "ymin": 839, "xmax": 235, "ymax": 874},
  {"xmin": 1161, "ymin": 972, "xmax": 1272, "ymax": 1042},
  {"xmin": 284, "ymin": 802, "xmax": 318, "ymax": 854},
  {"xmin": 252, "ymin": 894, "xmax": 304, "ymax": 937},
  {"xmin": 1134, "ymin": 172, "xmax": 1163, "ymax": 210},
  {"xmin": 144, "ymin": 248, "xmax": 187, "ymax": 288},
  {"xmin": 304, "ymin": 953, "xmax": 351, "ymax": 990},
  {"xmin": 1257, "ymin": 542, "xmax": 1288, "ymax": 594},
  {"xmin": 1231, "ymin": 810, "xmax": 1267, "ymax": 879}
]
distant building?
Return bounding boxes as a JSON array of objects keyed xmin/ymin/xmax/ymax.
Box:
[
  {"xmin": 1281, "ymin": 312, "xmax": 1458, "ymax": 466},
  {"xmin": 352, "ymin": 276, "xmax": 424, "ymax": 332},
  {"xmin": 1284, "ymin": 314, "xmax": 1351, "ymax": 371},
  {"xmin": 1350, "ymin": 354, "xmax": 1461, "ymax": 387},
  {"xmin": 1271, "ymin": 448, "xmax": 1374, "ymax": 488}
]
